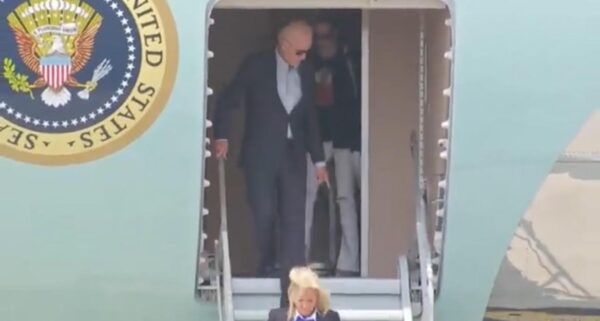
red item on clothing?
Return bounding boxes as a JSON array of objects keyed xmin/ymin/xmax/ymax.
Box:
[
  {"xmin": 316, "ymin": 83, "xmax": 334, "ymax": 106},
  {"xmin": 316, "ymin": 68, "xmax": 334, "ymax": 107}
]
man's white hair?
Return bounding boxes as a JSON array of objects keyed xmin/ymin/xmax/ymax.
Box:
[{"xmin": 278, "ymin": 19, "xmax": 312, "ymax": 44}]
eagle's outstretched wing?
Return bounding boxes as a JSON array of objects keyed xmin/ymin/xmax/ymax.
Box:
[
  {"xmin": 71, "ymin": 23, "xmax": 101, "ymax": 74},
  {"xmin": 9, "ymin": 25, "xmax": 40, "ymax": 74}
]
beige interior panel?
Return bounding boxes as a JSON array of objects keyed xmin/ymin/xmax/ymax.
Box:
[
  {"xmin": 366, "ymin": 9, "xmax": 449, "ymax": 277},
  {"xmin": 367, "ymin": 10, "xmax": 420, "ymax": 278}
]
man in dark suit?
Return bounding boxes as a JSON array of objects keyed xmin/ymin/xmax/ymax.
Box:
[{"xmin": 212, "ymin": 19, "xmax": 328, "ymax": 307}]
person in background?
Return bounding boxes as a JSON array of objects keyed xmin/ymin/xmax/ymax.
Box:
[
  {"xmin": 268, "ymin": 266, "xmax": 341, "ymax": 321},
  {"xmin": 305, "ymin": 17, "xmax": 361, "ymax": 277},
  {"xmin": 212, "ymin": 19, "xmax": 328, "ymax": 307}
]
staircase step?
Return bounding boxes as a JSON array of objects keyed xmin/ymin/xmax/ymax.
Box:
[
  {"xmin": 235, "ymin": 309, "xmax": 407, "ymax": 321},
  {"xmin": 232, "ymin": 277, "xmax": 414, "ymax": 318},
  {"xmin": 233, "ymin": 277, "xmax": 401, "ymax": 294}
]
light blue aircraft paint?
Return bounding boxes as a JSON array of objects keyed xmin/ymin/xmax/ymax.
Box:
[
  {"xmin": 439, "ymin": 1, "xmax": 600, "ymax": 321},
  {"xmin": 0, "ymin": 0, "xmax": 213, "ymax": 320},
  {"xmin": 1, "ymin": 0, "xmax": 599, "ymax": 321}
]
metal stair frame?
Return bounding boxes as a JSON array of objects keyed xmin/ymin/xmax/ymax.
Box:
[{"xmin": 217, "ymin": 159, "xmax": 235, "ymax": 321}]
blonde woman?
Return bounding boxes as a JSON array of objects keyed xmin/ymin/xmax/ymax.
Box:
[{"xmin": 268, "ymin": 266, "xmax": 341, "ymax": 321}]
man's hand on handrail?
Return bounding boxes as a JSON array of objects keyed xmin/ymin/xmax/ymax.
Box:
[{"xmin": 214, "ymin": 139, "xmax": 229, "ymax": 160}]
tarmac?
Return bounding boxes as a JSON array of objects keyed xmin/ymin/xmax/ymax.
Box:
[{"xmin": 485, "ymin": 112, "xmax": 600, "ymax": 320}]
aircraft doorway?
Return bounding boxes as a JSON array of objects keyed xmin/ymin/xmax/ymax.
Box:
[{"xmin": 202, "ymin": 4, "xmax": 452, "ymax": 280}]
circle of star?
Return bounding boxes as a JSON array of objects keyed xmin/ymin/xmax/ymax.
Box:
[{"xmin": 0, "ymin": 0, "xmax": 138, "ymax": 130}]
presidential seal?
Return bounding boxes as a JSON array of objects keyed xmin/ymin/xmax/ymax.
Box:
[{"xmin": 0, "ymin": 0, "xmax": 178, "ymax": 165}]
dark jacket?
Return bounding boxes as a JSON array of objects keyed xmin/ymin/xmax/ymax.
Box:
[
  {"xmin": 311, "ymin": 48, "xmax": 361, "ymax": 152},
  {"xmin": 212, "ymin": 50, "xmax": 325, "ymax": 172},
  {"xmin": 267, "ymin": 307, "xmax": 341, "ymax": 321}
]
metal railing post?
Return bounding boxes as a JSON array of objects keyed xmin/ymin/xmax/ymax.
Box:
[{"xmin": 218, "ymin": 159, "xmax": 234, "ymax": 321}]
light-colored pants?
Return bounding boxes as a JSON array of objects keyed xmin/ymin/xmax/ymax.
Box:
[{"xmin": 306, "ymin": 142, "xmax": 361, "ymax": 272}]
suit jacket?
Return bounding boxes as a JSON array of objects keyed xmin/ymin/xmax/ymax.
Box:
[
  {"xmin": 267, "ymin": 307, "xmax": 341, "ymax": 321},
  {"xmin": 212, "ymin": 49, "xmax": 325, "ymax": 172},
  {"xmin": 310, "ymin": 48, "xmax": 361, "ymax": 152}
]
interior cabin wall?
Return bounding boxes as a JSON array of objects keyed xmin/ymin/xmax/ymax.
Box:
[
  {"xmin": 424, "ymin": 10, "xmax": 451, "ymax": 245},
  {"xmin": 367, "ymin": 10, "xmax": 420, "ymax": 278},
  {"xmin": 206, "ymin": 9, "xmax": 274, "ymax": 276},
  {"xmin": 367, "ymin": 9, "xmax": 449, "ymax": 278}
]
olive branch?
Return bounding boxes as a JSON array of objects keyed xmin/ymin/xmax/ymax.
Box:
[{"xmin": 2, "ymin": 58, "xmax": 34, "ymax": 100}]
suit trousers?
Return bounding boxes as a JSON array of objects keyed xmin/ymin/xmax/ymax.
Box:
[
  {"xmin": 306, "ymin": 145, "xmax": 361, "ymax": 273},
  {"xmin": 244, "ymin": 140, "xmax": 307, "ymax": 307}
]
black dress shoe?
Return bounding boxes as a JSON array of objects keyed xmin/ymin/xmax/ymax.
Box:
[{"xmin": 336, "ymin": 269, "xmax": 360, "ymax": 277}]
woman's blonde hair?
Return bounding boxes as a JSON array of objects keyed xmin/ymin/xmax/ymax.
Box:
[{"xmin": 287, "ymin": 266, "xmax": 331, "ymax": 320}]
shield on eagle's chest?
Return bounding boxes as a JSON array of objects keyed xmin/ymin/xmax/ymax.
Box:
[{"xmin": 39, "ymin": 54, "xmax": 72, "ymax": 90}]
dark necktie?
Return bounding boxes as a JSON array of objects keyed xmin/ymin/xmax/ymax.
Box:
[{"xmin": 295, "ymin": 316, "xmax": 315, "ymax": 321}]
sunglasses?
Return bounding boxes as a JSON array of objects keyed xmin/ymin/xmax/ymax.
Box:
[
  {"xmin": 295, "ymin": 49, "xmax": 308, "ymax": 56},
  {"xmin": 283, "ymin": 39, "xmax": 309, "ymax": 56}
]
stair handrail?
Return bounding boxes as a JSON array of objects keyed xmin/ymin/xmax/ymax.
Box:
[
  {"xmin": 218, "ymin": 158, "xmax": 234, "ymax": 321},
  {"xmin": 410, "ymin": 131, "xmax": 435, "ymax": 321},
  {"xmin": 416, "ymin": 188, "xmax": 435, "ymax": 321},
  {"xmin": 214, "ymin": 239, "xmax": 223, "ymax": 321},
  {"xmin": 411, "ymin": 130, "xmax": 435, "ymax": 321},
  {"xmin": 398, "ymin": 255, "xmax": 413, "ymax": 321}
]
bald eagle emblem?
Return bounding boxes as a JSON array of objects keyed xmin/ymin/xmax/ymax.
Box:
[{"xmin": 2, "ymin": 0, "xmax": 112, "ymax": 108}]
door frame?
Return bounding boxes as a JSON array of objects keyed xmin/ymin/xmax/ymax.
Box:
[
  {"xmin": 360, "ymin": 8, "xmax": 370, "ymax": 277},
  {"xmin": 205, "ymin": 0, "xmax": 449, "ymax": 278}
]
